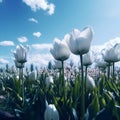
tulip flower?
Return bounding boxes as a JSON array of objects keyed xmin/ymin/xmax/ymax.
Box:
[
  {"xmin": 83, "ymin": 51, "xmax": 93, "ymax": 66},
  {"xmin": 67, "ymin": 27, "xmax": 93, "ymax": 55},
  {"xmin": 13, "ymin": 44, "xmax": 29, "ymax": 105},
  {"xmin": 67, "ymin": 27, "xmax": 93, "ymax": 119},
  {"xmin": 72, "ymin": 108, "xmax": 78, "ymax": 120},
  {"xmin": 86, "ymin": 75, "xmax": 96, "ymax": 91},
  {"xmin": 50, "ymin": 38, "xmax": 70, "ymax": 61},
  {"xmin": 103, "ymin": 44, "xmax": 120, "ymax": 63},
  {"xmin": 102, "ymin": 43, "xmax": 120, "ymax": 80},
  {"xmin": 44, "ymin": 103, "xmax": 59, "ymax": 120},
  {"xmin": 95, "ymin": 54, "xmax": 108, "ymax": 78},
  {"xmin": 29, "ymin": 70, "xmax": 37, "ymax": 81},
  {"xmin": 13, "ymin": 44, "xmax": 29, "ymax": 64},
  {"xmin": 83, "ymin": 51, "xmax": 93, "ymax": 96},
  {"xmin": 96, "ymin": 54, "xmax": 108, "ymax": 69},
  {"xmin": 45, "ymin": 75, "xmax": 54, "ymax": 88},
  {"xmin": 50, "ymin": 38, "xmax": 70, "ymax": 101}
]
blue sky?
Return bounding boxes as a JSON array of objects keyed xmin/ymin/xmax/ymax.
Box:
[{"xmin": 0, "ymin": 0, "xmax": 120, "ymax": 67}]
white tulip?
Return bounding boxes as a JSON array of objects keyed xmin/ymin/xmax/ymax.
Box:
[
  {"xmin": 50, "ymin": 38, "xmax": 70, "ymax": 61},
  {"xmin": 95, "ymin": 54, "xmax": 108, "ymax": 68},
  {"xmin": 45, "ymin": 76, "xmax": 54, "ymax": 87},
  {"xmin": 44, "ymin": 103, "xmax": 59, "ymax": 120},
  {"xmin": 103, "ymin": 43, "xmax": 120, "ymax": 63},
  {"xmin": 67, "ymin": 27, "xmax": 93, "ymax": 55},
  {"xmin": 54, "ymin": 72, "xmax": 60, "ymax": 79},
  {"xmin": 83, "ymin": 51, "xmax": 93, "ymax": 66},
  {"xmin": 29, "ymin": 70, "xmax": 37, "ymax": 81},
  {"xmin": 13, "ymin": 44, "xmax": 29, "ymax": 63},
  {"xmin": 86, "ymin": 75, "xmax": 96, "ymax": 90}
]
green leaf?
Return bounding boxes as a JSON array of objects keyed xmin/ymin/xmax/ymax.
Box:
[{"xmin": 88, "ymin": 93, "xmax": 100, "ymax": 119}]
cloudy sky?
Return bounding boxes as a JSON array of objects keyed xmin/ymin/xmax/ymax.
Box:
[{"xmin": 0, "ymin": 0, "xmax": 120, "ymax": 67}]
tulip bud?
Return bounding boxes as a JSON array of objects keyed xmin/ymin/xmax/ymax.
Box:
[
  {"xmin": 44, "ymin": 103, "xmax": 59, "ymax": 120},
  {"xmin": 50, "ymin": 38, "xmax": 70, "ymax": 61},
  {"xmin": 67, "ymin": 27, "xmax": 93, "ymax": 55},
  {"xmin": 45, "ymin": 76, "xmax": 54, "ymax": 87},
  {"xmin": 13, "ymin": 44, "xmax": 29, "ymax": 63},
  {"xmin": 29, "ymin": 70, "xmax": 37, "ymax": 81},
  {"xmin": 86, "ymin": 75, "xmax": 96, "ymax": 90},
  {"xmin": 83, "ymin": 51, "xmax": 93, "ymax": 66}
]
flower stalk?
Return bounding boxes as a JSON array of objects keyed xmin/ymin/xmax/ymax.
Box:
[
  {"xmin": 80, "ymin": 54, "xmax": 85, "ymax": 120},
  {"xmin": 61, "ymin": 60, "xmax": 66, "ymax": 102}
]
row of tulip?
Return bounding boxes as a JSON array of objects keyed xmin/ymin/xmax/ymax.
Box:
[{"xmin": 0, "ymin": 26, "xmax": 120, "ymax": 120}]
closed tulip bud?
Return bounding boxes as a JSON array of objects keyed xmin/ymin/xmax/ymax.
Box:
[
  {"xmin": 13, "ymin": 44, "xmax": 29, "ymax": 63},
  {"xmin": 86, "ymin": 75, "xmax": 96, "ymax": 90},
  {"xmin": 67, "ymin": 27, "xmax": 93, "ymax": 55},
  {"xmin": 50, "ymin": 38, "xmax": 70, "ymax": 61},
  {"xmin": 54, "ymin": 72, "xmax": 60, "ymax": 79},
  {"xmin": 29, "ymin": 70, "xmax": 37, "ymax": 81},
  {"xmin": 44, "ymin": 103, "xmax": 59, "ymax": 120},
  {"xmin": 96, "ymin": 54, "xmax": 108, "ymax": 68},
  {"xmin": 103, "ymin": 43, "xmax": 120, "ymax": 63},
  {"xmin": 45, "ymin": 76, "xmax": 54, "ymax": 87},
  {"xmin": 72, "ymin": 108, "xmax": 78, "ymax": 120},
  {"xmin": 83, "ymin": 51, "xmax": 93, "ymax": 66}
]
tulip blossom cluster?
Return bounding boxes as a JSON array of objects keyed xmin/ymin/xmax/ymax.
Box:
[{"xmin": 50, "ymin": 26, "xmax": 94, "ymax": 120}]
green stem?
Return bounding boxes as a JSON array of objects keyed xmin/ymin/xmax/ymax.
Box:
[
  {"xmin": 98, "ymin": 67, "xmax": 100, "ymax": 78},
  {"xmin": 80, "ymin": 54, "xmax": 85, "ymax": 120},
  {"xmin": 108, "ymin": 62, "xmax": 110, "ymax": 80},
  {"xmin": 113, "ymin": 62, "xmax": 115, "ymax": 81},
  {"xmin": 85, "ymin": 66, "xmax": 88, "ymax": 102},
  {"xmin": 19, "ymin": 68, "xmax": 21, "ymax": 94},
  {"xmin": 21, "ymin": 67, "xmax": 24, "ymax": 106},
  {"xmin": 61, "ymin": 60, "xmax": 65, "ymax": 102}
]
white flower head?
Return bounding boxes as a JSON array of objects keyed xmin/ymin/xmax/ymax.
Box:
[
  {"xmin": 29, "ymin": 70, "xmax": 37, "ymax": 81},
  {"xmin": 44, "ymin": 103, "xmax": 59, "ymax": 120},
  {"xmin": 50, "ymin": 38, "xmax": 70, "ymax": 61},
  {"xmin": 95, "ymin": 54, "xmax": 108, "ymax": 68},
  {"xmin": 86, "ymin": 75, "xmax": 96, "ymax": 90},
  {"xmin": 83, "ymin": 50, "xmax": 93, "ymax": 66},
  {"xmin": 67, "ymin": 27, "xmax": 93, "ymax": 55},
  {"xmin": 13, "ymin": 44, "xmax": 29, "ymax": 63},
  {"xmin": 103, "ymin": 43, "xmax": 120, "ymax": 63},
  {"xmin": 45, "ymin": 75, "xmax": 54, "ymax": 87}
]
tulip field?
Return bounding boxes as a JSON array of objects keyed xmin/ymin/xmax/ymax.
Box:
[{"xmin": 1, "ymin": 27, "xmax": 120, "ymax": 120}]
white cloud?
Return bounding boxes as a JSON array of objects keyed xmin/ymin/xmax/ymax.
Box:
[
  {"xmin": 23, "ymin": 0, "xmax": 55, "ymax": 15},
  {"xmin": 0, "ymin": 41, "xmax": 14, "ymax": 46},
  {"xmin": 33, "ymin": 32, "xmax": 42, "ymax": 38},
  {"xmin": 104, "ymin": 37, "xmax": 120, "ymax": 47},
  {"xmin": 18, "ymin": 36, "xmax": 28, "ymax": 43},
  {"xmin": 31, "ymin": 43, "xmax": 52, "ymax": 50},
  {"xmin": 27, "ymin": 53, "xmax": 53, "ymax": 67},
  {"xmin": 48, "ymin": 3, "xmax": 55, "ymax": 15},
  {"xmin": 28, "ymin": 18, "xmax": 38, "ymax": 23},
  {"xmin": 0, "ymin": 58, "xmax": 9, "ymax": 64}
]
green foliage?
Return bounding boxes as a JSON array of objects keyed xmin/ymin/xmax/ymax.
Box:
[{"xmin": 0, "ymin": 67, "xmax": 120, "ymax": 120}]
